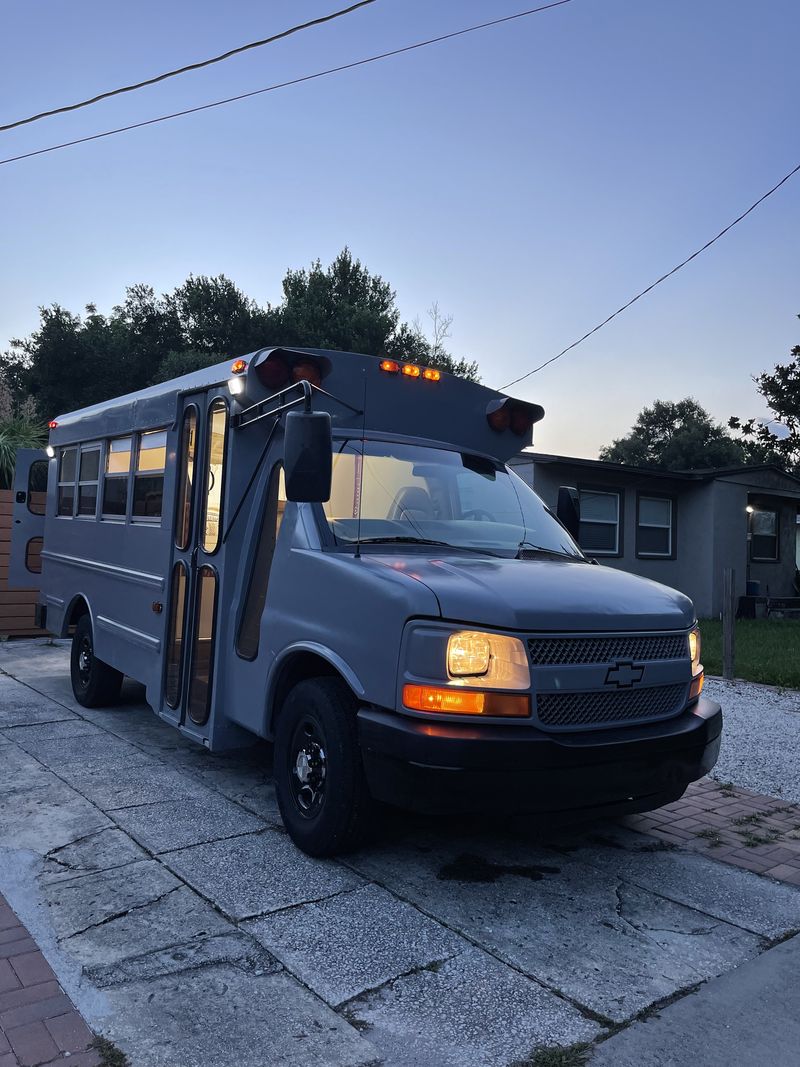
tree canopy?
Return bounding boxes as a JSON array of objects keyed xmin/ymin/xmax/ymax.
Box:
[
  {"xmin": 0, "ymin": 249, "xmax": 479, "ymax": 418},
  {"xmin": 599, "ymin": 397, "xmax": 747, "ymax": 470},
  {"xmin": 729, "ymin": 316, "xmax": 800, "ymax": 475}
]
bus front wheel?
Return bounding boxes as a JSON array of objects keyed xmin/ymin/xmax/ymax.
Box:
[
  {"xmin": 274, "ymin": 676, "xmax": 373, "ymax": 857},
  {"xmin": 70, "ymin": 615, "xmax": 124, "ymax": 708}
]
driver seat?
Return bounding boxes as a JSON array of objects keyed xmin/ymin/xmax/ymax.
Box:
[{"xmin": 390, "ymin": 486, "xmax": 434, "ymax": 523}]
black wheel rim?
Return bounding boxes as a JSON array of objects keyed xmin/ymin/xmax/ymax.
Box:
[
  {"xmin": 288, "ymin": 715, "xmax": 327, "ymax": 818},
  {"xmin": 77, "ymin": 634, "xmax": 93, "ymax": 689}
]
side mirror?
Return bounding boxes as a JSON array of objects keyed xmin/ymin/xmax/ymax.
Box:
[
  {"xmin": 557, "ymin": 485, "xmax": 581, "ymax": 541},
  {"xmin": 283, "ymin": 410, "xmax": 332, "ymax": 502}
]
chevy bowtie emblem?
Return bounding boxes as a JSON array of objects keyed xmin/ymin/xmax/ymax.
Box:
[{"xmin": 605, "ymin": 661, "xmax": 645, "ymax": 688}]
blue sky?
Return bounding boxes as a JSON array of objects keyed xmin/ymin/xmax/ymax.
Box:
[{"xmin": 1, "ymin": 0, "xmax": 797, "ymax": 456}]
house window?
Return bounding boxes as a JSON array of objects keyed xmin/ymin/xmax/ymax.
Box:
[
  {"xmin": 132, "ymin": 430, "xmax": 167, "ymax": 520},
  {"xmin": 578, "ymin": 490, "xmax": 620, "ymax": 555},
  {"xmin": 102, "ymin": 437, "xmax": 132, "ymax": 518},
  {"xmin": 750, "ymin": 507, "xmax": 779, "ymax": 561},
  {"xmin": 637, "ymin": 495, "xmax": 674, "ymax": 558}
]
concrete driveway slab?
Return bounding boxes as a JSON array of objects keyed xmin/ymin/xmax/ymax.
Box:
[
  {"xmin": 111, "ymin": 795, "xmax": 265, "ymax": 854},
  {"xmin": 1, "ymin": 719, "xmax": 103, "ymax": 744},
  {"xmin": 85, "ymin": 930, "xmax": 278, "ymax": 988},
  {"xmin": 41, "ymin": 860, "xmax": 180, "ymax": 940},
  {"xmin": 349, "ymin": 837, "xmax": 763, "ymax": 1021},
  {"xmin": 12, "ymin": 732, "xmax": 152, "ymax": 768},
  {"xmin": 349, "ymin": 947, "xmax": 599, "ymax": 1067},
  {"xmin": 573, "ymin": 828, "xmax": 800, "ymax": 939},
  {"xmin": 98, "ymin": 966, "xmax": 378, "ymax": 1067},
  {"xmin": 0, "ymin": 775, "xmax": 111, "ymax": 855},
  {"xmin": 0, "ymin": 678, "xmax": 76, "ymax": 727},
  {"xmin": 245, "ymin": 883, "xmax": 464, "ymax": 1007},
  {"xmin": 59, "ymin": 885, "xmax": 232, "ymax": 970},
  {"xmin": 56, "ymin": 761, "xmax": 210, "ymax": 811},
  {"xmin": 41, "ymin": 827, "xmax": 148, "ymax": 883},
  {"xmin": 164, "ymin": 830, "xmax": 365, "ymax": 920},
  {"xmin": 588, "ymin": 933, "xmax": 800, "ymax": 1067}
]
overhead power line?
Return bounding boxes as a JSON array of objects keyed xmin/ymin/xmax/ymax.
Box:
[
  {"xmin": 500, "ymin": 158, "xmax": 800, "ymax": 391},
  {"xmin": 0, "ymin": 1, "xmax": 574, "ymax": 168},
  {"xmin": 0, "ymin": 0, "xmax": 379, "ymax": 134}
]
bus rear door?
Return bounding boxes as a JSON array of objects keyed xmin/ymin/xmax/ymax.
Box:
[{"xmin": 8, "ymin": 448, "xmax": 48, "ymax": 591}]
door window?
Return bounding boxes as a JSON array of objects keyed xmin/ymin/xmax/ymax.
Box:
[
  {"xmin": 175, "ymin": 408, "xmax": 198, "ymax": 550},
  {"xmin": 165, "ymin": 562, "xmax": 188, "ymax": 708},
  {"xmin": 201, "ymin": 399, "xmax": 228, "ymax": 553},
  {"xmin": 187, "ymin": 565, "xmax": 218, "ymax": 725},
  {"xmin": 27, "ymin": 460, "xmax": 48, "ymax": 515}
]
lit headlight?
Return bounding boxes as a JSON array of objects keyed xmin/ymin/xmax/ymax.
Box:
[
  {"xmin": 446, "ymin": 631, "xmax": 530, "ymax": 690},
  {"xmin": 688, "ymin": 626, "xmax": 702, "ymax": 675}
]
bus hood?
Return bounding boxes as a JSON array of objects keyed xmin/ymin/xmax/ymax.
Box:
[{"xmin": 370, "ymin": 555, "xmax": 695, "ymax": 632}]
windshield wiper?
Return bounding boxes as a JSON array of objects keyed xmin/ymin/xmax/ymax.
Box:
[
  {"xmin": 517, "ymin": 540, "xmax": 584, "ymax": 561},
  {"xmin": 353, "ymin": 536, "xmax": 506, "ymax": 557}
]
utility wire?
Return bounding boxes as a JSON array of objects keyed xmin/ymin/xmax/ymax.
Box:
[
  {"xmin": 0, "ymin": 0, "xmax": 379, "ymax": 134},
  {"xmin": 500, "ymin": 158, "xmax": 800, "ymax": 391},
  {"xmin": 0, "ymin": 1, "xmax": 574, "ymax": 167}
]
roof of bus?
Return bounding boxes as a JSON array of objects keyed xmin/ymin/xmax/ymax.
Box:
[{"xmin": 49, "ymin": 346, "xmax": 544, "ymax": 462}]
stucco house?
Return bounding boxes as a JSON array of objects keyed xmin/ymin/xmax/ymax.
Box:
[{"xmin": 510, "ymin": 452, "xmax": 800, "ymax": 619}]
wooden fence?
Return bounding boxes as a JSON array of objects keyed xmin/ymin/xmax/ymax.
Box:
[{"xmin": 0, "ymin": 489, "xmax": 44, "ymax": 637}]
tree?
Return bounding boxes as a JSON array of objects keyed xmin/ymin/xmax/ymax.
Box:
[
  {"xmin": 600, "ymin": 398, "xmax": 746, "ymax": 470},
  {"xmin": 729, "ymin": 318, "xmax": 800, "ymax": 474},
  {"xmin": 0, "ymin": 250, "xmax": 481, "ymax": 417}
]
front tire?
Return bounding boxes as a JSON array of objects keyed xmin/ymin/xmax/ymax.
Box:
[
  {"xmin": 274, "ymin": 676, "xmax": 374, "ymax": 857},
  {"xmin": 70, "ymin": 614, "xmax": 123, "ymax": 708}
]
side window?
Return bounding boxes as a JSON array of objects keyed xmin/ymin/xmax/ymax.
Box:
[
  {"xmin": 132, "ymin": 430, "xmax": 167, "ymax": 521},
  {"xmin": 57, "ymin": 448, "xmax": 77, "ymax": 516},
  {"xmin": 77, "ymin": 447, "xmax": 101, "ymax": 517},
  {"xmin": 201, "ymin": 399, "xmax": 228, "ymax": 554},
  {"xmin": 237, "ymin": 465, "xmax": 286, "ymax": 659},
  {"xmin": 637, "ymin": 496, "xmax": 674, "ymax": 558},
  {"xmin": 103, "ymin": 437, "xmax": 132, "ymax": 518},
  {"xmin": 27, "ymin": 460, "xmax": 48, "ymax": 515},
  {"xmin": 578, "ymin": 489, "xmax": 621, "ymax": 555}
]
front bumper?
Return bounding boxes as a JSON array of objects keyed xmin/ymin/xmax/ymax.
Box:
[{"xmin": 358, "ymin": 696, "xmax": 722, "ymax": 817}]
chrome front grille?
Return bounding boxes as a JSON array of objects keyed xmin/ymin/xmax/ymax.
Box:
[
  {"xmin": 535, "ymin": 684, "xmax": 686, "ymax": 730},
  {"xmin": 527, "ymin": 633, "xmax": 688, "ymax": 666}
]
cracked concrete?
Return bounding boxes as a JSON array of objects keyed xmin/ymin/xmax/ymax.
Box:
[{"xmin": 2, "ymin": 639, "xmax": 800, "ymax": 1066}]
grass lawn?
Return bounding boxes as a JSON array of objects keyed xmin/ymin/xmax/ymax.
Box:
[{"xmin": 699, "ymin": 618, "xmax": 800, "ymax": 689}]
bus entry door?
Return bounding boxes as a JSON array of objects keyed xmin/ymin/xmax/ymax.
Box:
[{"xmin": 163, "ymin": 394, "xmax": 229, "ymax": 732}]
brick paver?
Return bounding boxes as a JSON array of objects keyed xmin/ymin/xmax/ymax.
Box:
[
  {"xmin": 0, "ymin": 896, "xmax": 100, "ymax": 1067},
  {"xmin": 625, "ymin": 777, "xmax": 800, "ymax": 885}
]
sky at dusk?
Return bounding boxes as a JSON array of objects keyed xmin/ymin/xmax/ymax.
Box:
[{"xmin": 1, "ymin": 0, "xmax": 798, "ymax": 457}]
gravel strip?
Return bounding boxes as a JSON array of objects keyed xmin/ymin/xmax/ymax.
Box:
[{"xmin": 705, "ymin": 676, "xmax": 800, "ymax": 803}]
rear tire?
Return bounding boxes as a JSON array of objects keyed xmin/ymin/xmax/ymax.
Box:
[
  {"xmin": 274, "ymin": 676, "xmax": 374, "ymax": 857},
  {"xmin": 70, "ymin": 614, "xmax": 123, "ymax": 708}
]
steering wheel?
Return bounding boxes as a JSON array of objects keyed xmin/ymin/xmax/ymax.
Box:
[{"xmin": 462, "ymin": 508, "xmax": 495, "ymax": 521}]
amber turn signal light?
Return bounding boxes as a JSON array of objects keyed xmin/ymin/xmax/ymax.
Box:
[{"xmin": 402, "ymin": 684, "xmax": 530, "ymax": 718}]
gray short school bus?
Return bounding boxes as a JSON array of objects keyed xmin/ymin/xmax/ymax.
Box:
[{"xmin": 11, "ymin": 347, "xmax": 721, "ymax": 855}]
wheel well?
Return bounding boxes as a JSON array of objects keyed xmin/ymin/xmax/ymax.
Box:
[
  {"xmin": 63, "ymin": 595, "xmax": 90, "ymax": 634},
  {"xmin": 268, "ymin": 651, "xmax": 348, "ymax": 734}
]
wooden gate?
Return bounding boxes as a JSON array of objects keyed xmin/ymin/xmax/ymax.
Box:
[{"xmin": 0, "ymin": 488, "xmax": 44, "ymax": 636}]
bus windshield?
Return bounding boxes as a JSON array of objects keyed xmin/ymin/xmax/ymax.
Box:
[{"xmin": 323, "ymin": 440, "xmax": 584, "ymax": 559}]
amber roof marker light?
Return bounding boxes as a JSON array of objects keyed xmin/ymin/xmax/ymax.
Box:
[
  {"xmin": 423, "ymin": 367, "xmax": 441, "ymax": 381},
  {"xmin": 401, "ymin": 363, "xmax": 422, "ymax": 378},
  {"xmin": 380, "ymin": 359, "xmax": 400, "ymax": 374}
]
